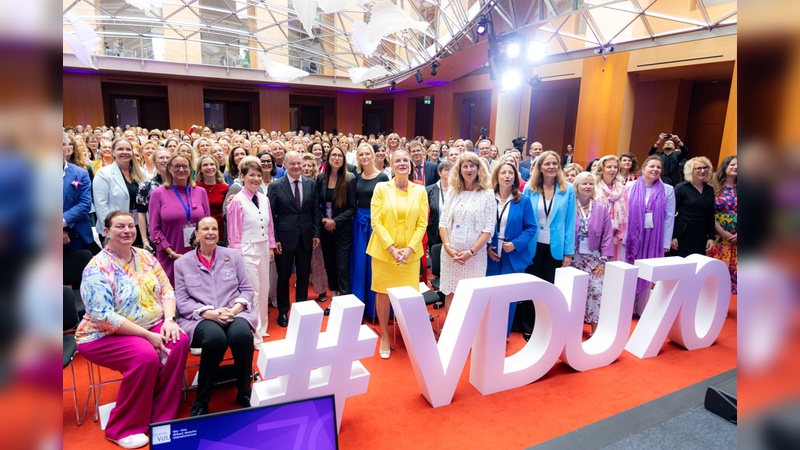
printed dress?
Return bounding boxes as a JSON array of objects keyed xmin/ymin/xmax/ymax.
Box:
[{"xmin": 707, "ymin": 185, "xmax": 737, "ymax": 294}]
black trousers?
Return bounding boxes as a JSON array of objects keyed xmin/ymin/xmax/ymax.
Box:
[
  {"xmin": 320, "ymin": 229, "xmax": 352, "ymax": 295},
  {"xmin": 515, "ymin": 242, "xmax": 563, "ymax": 336},
  {"xmin": 276, "ymin": 242, "xmax": 312, "ymax": 315},
  {"xmin": 192, "ymin": 317, "xmax": 253, "ymax": 407}
]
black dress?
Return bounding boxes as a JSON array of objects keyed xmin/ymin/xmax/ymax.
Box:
[{"xmin": 672, "ymin": 181, "xmax": 715, "ymax": 257}]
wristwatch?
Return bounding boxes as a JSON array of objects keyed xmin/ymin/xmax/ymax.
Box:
[{"xmin": 167, "ymin": 316, "xmax": 177, "ymax": 323}]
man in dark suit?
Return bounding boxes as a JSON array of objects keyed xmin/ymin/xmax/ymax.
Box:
[
  {"xmin": 425, "ymin": 160, "xmax": 454, "ymax": 250},
  {"xmin": 409, "ymin": 140, "xmax": 439, "ymax": 186},
  {"xmin": 63, "ymin": 133, "xmax": 93, "ymax": 250},
  {"xmin": 561, "ymin": 144, "xmax": 574, "ymax": 167},
  {"xmin": 519, "ymin": 141, "xmax": 543, "ymax": 176},
  {"xmin": 267, "ymin": 151, "xmax": 321, "ymax": 327}
]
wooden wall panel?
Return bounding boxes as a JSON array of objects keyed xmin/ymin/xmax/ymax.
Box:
[
  {"xmin": 685, "ymin": 80, "xmax": 731, "ymax": 165},
  {"xmin": 259, "ymin": 87, "xmax": 290, "ymax": 132},
  {"xmin": 573, "ymin": 52, "xmax": 633, "ymax": 167},
  {"xmin": 335, "ymin": 92, "xmax": 364, "ymax": 135},
  {"xmin": 167, "ymin": 80, "xmax": 204, "ymax": 132},
  {"xmin": 628, "ymin": 79, "xmax": 691, "ymax": 164},
  {"xmin": 719, "ymin": 59, "xmax": 737, "ymax": 163},
  {"xmin": 63, "ymin": 72, "xmax": 104, "ymax": 126}
]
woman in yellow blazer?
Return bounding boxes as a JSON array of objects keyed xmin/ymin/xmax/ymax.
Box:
[{"xmin": 367, "ymin": 149, "xmax": 429, "ymax": 359}]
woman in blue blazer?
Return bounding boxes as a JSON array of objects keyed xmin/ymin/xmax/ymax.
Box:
[
  {"xmin": 517, "ymin": 151, "xmax": 576, "ymax": 340},
  {"xmin": 487, "ymin": 161, "xmax": 536, "ymax": 337}
]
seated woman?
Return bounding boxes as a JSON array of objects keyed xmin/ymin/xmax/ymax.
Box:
[
  {"xmin": 174, "ymin": 216, "xmax": 257, "ymax": 417},
  {"xmin": 76, "ymin": 210, "xmax": 189, "ymax": 449}
]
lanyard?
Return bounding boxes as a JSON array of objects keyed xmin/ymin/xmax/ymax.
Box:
[
  {"xmin": 496, "ymin": 198, "xmax": 511, "ymax": 233},
  {"xmin": 577, "ymin": 199, "xmax": 593, "ymax": 220},
  {"xmin": 172, "ymin": 185, "xmax": 192, "ymax": 223},
  {"xmin": 542, "ymin": 194, "xmax": 554, "ymax": 221}
]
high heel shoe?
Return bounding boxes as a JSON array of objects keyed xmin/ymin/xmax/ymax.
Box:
[{"xmin": 379, "ymin": 339, "xmax": 391, "ymax": 359}]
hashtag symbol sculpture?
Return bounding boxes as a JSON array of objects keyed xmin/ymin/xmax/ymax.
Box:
[{"xmin": 252, "ymin": 294, "xmax": 378, "ymax": 432}]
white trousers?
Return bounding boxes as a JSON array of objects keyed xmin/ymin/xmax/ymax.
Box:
[{"xmin": 242, "ymin": 240, "xmax": 270, "ymax": 336}]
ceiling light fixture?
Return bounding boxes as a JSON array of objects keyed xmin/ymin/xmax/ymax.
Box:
[
  {"xmin": 527, "ymin": 41, "xmax": 547, "ymax": 62},
  {"xmin": 476, "ymin": 16, "xmax": 489, "ymax": 36},
  {"xmin": 415, "ymin": 70, "xmax": 423, "ymax": 83},
  {"xmin": 390, "ymin": 80, "xmax": 396, "ymax": 91},
  {"xmin": 430, "ymin": 61, "xmax": 439, "ymax": 76}
]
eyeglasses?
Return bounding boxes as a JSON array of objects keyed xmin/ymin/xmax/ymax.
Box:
[
  {"xmin": 261, "ymin": 160, "xmax": 273, "ymax": 165},
  {"xmin": 171, "ymin": 164, "xmax": 190, "ymax": 171},
  {"xmin": 328, "ymin": 154, "xmax": 343, "ymax": 159},
  {"xmin": 693, "ymin": 166, "xmax": 710, "ymax": 172}
]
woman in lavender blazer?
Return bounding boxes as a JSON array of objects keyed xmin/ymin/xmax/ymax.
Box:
[
  {"xmin": 174, "ymin": 217, "xmax": 256, "ymax": 417},
  {"xmin": 570, "ymin": 172, "xmax": 615, "ymax": 336}
]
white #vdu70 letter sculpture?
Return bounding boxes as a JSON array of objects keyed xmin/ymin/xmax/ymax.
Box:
[
  {"xmin": 390, "ymin": 255, "xmax": 731, "ymax": 408},
  {"xmin": 251, "ymin": 295, "xmax": 378, "ymax": 431}
]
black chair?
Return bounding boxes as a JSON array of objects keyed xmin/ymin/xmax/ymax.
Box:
[
  {"xmin": 64, "ymin": 249, "xmax": 93, "ymax": 316},
  {"xmin": 63, "ymin": 286, "xmax": 90, "ymax": 425}
]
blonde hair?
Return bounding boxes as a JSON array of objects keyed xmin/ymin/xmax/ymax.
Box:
[
  {"xmin": 683, "ymin": 156, "xmax": 713, "ymax": 183},
  {"xmin": 563, "ymin": 162, "xmax": 584, "ymax": 175},
  {"xmin": 355, "ymin": 143, "xmax": 375, "ymax": 173},
  {"xmin": 593, "ymin": 155, "xmax": 623, "ymax": 185},
  {"xmin": 111, "ymin": 138, "xmax": 145, "ymax": 183},
  {"xmin": 194, "ymin": 155, "xmax": 225, "ymax": 184},
  {"xmin": 572, "ymin": 171, "xmax": 596, "ymax": 199},
  {"xmin": 528, "ymin": 150, "xmax": 566, "ymax": 194},
  {"xmin": 449, "ymin": 152, "xmax": 491, "ymax": 194},
  {"xmin": 163, "ymin": 153, "xmax": 196, "ymax": 188}
]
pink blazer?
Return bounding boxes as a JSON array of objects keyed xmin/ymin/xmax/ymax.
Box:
[{"xmin": 574, "ymin": 200, "xmax": 615, "ymax": 257}]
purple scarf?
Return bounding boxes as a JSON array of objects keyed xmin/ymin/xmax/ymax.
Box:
[{"xmin": 625, "ymin": 177, "xmax": 667, "ymax": 296}]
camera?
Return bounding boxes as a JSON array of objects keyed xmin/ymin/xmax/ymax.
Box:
[
  {"xmin": 664, "ymin": 133, "xmax": 672, "ymax": 139},
  {"xmin": 512, "ymin": 136, "xmax": 527, "ymax": 151}
]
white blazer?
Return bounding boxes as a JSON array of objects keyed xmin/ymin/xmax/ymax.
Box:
[{"xmin": 93, "ymin": 162, "xmax": 133, "ymax": 234}]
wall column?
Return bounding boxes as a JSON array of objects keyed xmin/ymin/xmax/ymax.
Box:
[
  {"xmin": 167, "ymin": 80, "xmax": 204, "ymax": 131},
  {"xmin": 495, "ymin": 83, "xmax": 532, "ymax": 151},
  {"xmin": 573, "ymin": 52, "xmax": 636, "ymax": 166},
  {"xmin": 718, "ymin": 59, "xmax": 737, "ymax": 164}
]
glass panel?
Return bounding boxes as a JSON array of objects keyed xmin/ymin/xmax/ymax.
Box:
[
  {"xmin": 204, "ymin": 102, "xmax": 225, "ymax": 131},
  {"xmin": 114, "ymin": 98, "xmax": 138, "ymax": 127}
]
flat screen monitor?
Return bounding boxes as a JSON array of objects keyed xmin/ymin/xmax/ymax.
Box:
[{"xmin": 149, "ymin": 395, "xmax": 338, "ymax": 449}]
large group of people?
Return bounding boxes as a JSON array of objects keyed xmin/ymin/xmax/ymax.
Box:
[{"xmin": 64, "ymin": 124, "xmax": 736, "ymax": 448}]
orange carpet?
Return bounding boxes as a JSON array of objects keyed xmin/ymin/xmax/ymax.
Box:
[{"xmin": 63, "ymin": 285, "xmax": 737, "ymax": 449}]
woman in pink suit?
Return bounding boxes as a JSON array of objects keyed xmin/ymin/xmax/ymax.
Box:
[
  {"xmin": 148, "ymin": 153, "xmax": 210, "ymax": 285},
  {"xmin": 226, "ymin": 158, "xmax": 276, "ymax": 346}
]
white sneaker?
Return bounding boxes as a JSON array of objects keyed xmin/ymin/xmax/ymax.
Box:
[
  {"xmin": 269, "ymin": 298, "xmax": 278, "ymax": 308},
  {"xmin": 190, "ymin": 348, "xmax": 202, "ymax": 356},
  {"xmin": 108, "ymin": 433, "xmax": 149, "ymax": 449}
]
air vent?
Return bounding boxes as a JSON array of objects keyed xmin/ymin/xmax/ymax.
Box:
[
  {"xmin": 637, "ymin": 55, "xmax": 724, "ymax": 68},
  {"xmin": 206, "ymin": 84, "xmax": 257, "ymax": 92},
  {"xmin": 105, "ymin": 78, "xmax": 164, "ymax": 86}
]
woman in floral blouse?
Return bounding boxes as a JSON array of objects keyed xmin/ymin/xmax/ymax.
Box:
[{"xmin": 76, "ymin": 210, "xmax": 189, "ymax": 449}]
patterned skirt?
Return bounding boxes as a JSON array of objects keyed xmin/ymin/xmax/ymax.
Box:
[{"xmin": 571, "ymin": 251, "xmax": 606, "ymax": 324}]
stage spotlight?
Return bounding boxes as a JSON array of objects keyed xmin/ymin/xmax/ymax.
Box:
[
  {"xmin": 528, "ymin": 75, "xmax": 542, "ymax": 89},
  {"xmin": 431, "ymin": 61, "xmax": 439, "ymax": 76},
  {"xmin": 501, "ymin": 69, "xmax": 522, "ymax": 91},
  {"xmin": 527, "ymin": 41, "xmax": 546, "ymax": 62},
  {"xmin": 506, "ymin": 42, "xmax": 521, "ymax": 59},
  {"xmin": 390, "ymin": 81, "xmax": 396, "ymax": 91},
  {"xmin": 476, "ymin": 17, "xmax": 489, "ymax": 36},
  {"xmin": 415, "ymin": 70, "xmax": 423, "ymax": 83}
]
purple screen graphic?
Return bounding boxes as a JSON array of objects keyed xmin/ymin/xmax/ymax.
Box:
[{"xmin": 150, "ymin": 396, "xmax": 337, "ymax": 449}]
